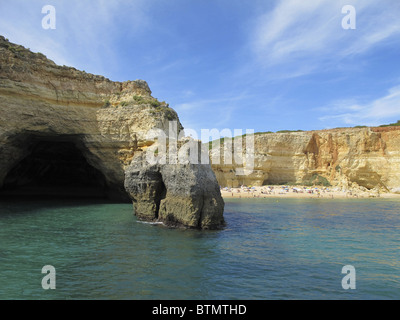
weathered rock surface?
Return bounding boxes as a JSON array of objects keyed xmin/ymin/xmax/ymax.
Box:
[
  {"xmin": 124, "ymin": 142, "xmax": 225, "ymax": 229},
  {"xmin": 211, "ymin": 127, "xmax": 400, "ymax": 193},
  {"xmin": 0, "ymin": 36, "xmax": 224, "ymax": 228}
]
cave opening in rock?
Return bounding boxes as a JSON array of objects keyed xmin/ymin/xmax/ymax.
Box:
[
  {"xmin": 155, "ymin": 179, "xmax": 167, "ymax": 218},
  {"xmin": 0, "ymin": 139, "xmax": 110, "ymax": 199}
]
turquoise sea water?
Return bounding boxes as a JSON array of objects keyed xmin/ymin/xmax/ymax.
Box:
[{"xmin": 0, "ymin": 198, "xmax": 399, "ymax": 300}]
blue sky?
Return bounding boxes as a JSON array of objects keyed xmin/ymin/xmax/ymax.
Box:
[{"xmin": 1, "ymin": 0, "xmax": 400, "ymax": 135}]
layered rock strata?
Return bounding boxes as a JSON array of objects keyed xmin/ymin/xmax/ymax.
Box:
[
  {"xmin": 0, "ymin": 36, "xmax": 224, "ymax": 229},
  {"xmin": 211, "ymin": 127, "xmax": 400, "ymax": 193}
]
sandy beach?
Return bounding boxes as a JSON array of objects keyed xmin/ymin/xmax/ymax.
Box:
[{"xmin": 220, "ymin": 185, "xmax": 400, "ymax": 200}]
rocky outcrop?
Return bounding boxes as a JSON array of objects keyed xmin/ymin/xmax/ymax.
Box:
[
  {"xmin": 0, "ymin": 36, "xmax": 224, "ymax": 229},
  {"xmin": 124, "ymin": 142, "xmax": 225, "ymax": 229},
  {"xmin": 211, "ymin": 127, "xmax": 400, "ymax": 193}
]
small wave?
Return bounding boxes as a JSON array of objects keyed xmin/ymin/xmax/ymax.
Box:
[{"xmin": 136, "ymin": 220, "xmax": 165, "ymax": 226}]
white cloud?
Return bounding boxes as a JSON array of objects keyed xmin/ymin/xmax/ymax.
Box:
[
  {"xmin": 0, "ymin": 23, "xmax": 72, "ymax": 66},
  {"xmin": 252, "ymin": 0, "xmax": 400, "ymax": 73},
  {"xmin": 319, "ymin": 85, "xmax": 400, "ymax": 125},
  {"xmin": 0, "ymin": 0, "xmax": 149, "ymax": 75},
  {"xmin": 174, "ymin": 93, "xmax": 250, "ymax": 132}
]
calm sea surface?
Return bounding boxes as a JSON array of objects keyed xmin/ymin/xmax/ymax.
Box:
[{"xmin": 0, "ymin": 198, "xmax": 399, "ymax": 300}]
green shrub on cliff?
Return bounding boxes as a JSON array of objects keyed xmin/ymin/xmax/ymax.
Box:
[
  {"xmin": 102, "ymin": 99, "xmax": 111, "ymax": 108},
  {"xmin": 149, "ymin": 106, "xmax": 176, "ymax": 121},
  {"xmin": 132, "ymin": 95, "xmax": 145, "ymax": 104},
  {"xmin": 129, "ymin": 95, "xmax": 163, "ymax": 108},
  {"xmin": 379, "ymin": 120, "xmax": 400, "ymax": 127},
  {"xmin": 149, "ymin": 99, "xmax": 161, "ymax": 108},
  {"xmin": 5, "ymin": 44, "xmax": 25, "ymax": 55},
  {"xmin": 276, "ymin": 129, "xmax": 304, "ymax": 133},
  {"xmin": 303, "ymin": 174, "xmax": 331, "ymax": 187}
]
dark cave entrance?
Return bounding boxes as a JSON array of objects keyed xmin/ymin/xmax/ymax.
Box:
[
  {"xmin": 0, "ymin": 140, "xmax": 109, "ymax": 199},
  {"xmin": 155, "ymin": 178, "xmax": 167, "ymax": 218}
]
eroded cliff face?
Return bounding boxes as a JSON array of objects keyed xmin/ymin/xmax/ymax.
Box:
[
  {"xmin": 0, "ymin": 36, "xmax": 224, "ymax": 229},
  {"xmin": 211, "ymin": 127, "xmax": 400, "ymax": 193}
]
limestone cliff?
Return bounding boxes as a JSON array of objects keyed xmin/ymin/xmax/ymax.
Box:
[
  {"xmin": 211, "ymin": 127, "xmax": 400, "ymax": 193},
  {"xmin": 0, "ymin": 36, "xmax": 224, "ymax": 229}
]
